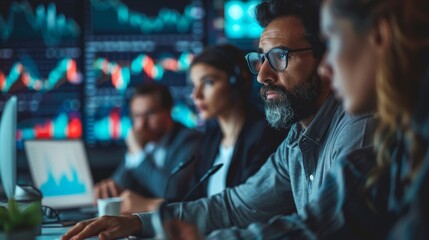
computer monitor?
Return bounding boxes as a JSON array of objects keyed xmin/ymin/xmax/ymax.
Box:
[
  {"xmin": 0, "ymin": 96, "xmax": 17, "ymax": 199},
  {"xmin": 25, "ymin": 140, "xmax": 95, "ymax": 209}
]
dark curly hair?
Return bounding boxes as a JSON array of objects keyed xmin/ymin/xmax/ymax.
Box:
[{"xmin": 255, "ymin": 0, "xmax": 325, "ymax": 59}]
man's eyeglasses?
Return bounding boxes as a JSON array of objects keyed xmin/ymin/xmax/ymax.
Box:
[
  {"xmin": 41, "ymin": 205, "xmax": 61, "ymax": 223},
  {"xmin": 245, "ymin": 47, "xmax": 313, "ymax": 74}
]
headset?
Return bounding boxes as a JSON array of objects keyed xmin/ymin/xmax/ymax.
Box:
[{"xmin": 211, "ymin": 45, "xmax": 246, "ymax": 92}]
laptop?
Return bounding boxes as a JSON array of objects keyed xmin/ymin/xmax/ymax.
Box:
[{"xmin": 25, "ymin": 140, "xmax": 97, "ymax": 222}]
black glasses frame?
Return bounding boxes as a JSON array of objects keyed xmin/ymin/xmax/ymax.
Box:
[
  {"xmin": 41, "ymin": 205, "xmax": 61, "ymax": 223},
  {"xmin": 245, "ymin": 47, "xmax": 313, "ymax": 74}
]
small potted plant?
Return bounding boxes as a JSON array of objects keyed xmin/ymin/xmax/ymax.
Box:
[{"xmin": 0, "ymin": 199, "xmax": 42, "ymax": 240}]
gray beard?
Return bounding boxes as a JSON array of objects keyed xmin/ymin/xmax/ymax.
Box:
[
  {"xmin": 264, "ymin": 99, "xmax": 295, "ymax": 129},
  {"xmin": 261, "ymin": 73, "xmax": 321, "ymax": 130}
]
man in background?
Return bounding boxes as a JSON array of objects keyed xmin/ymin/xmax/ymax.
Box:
[{"xmin": 94, "ymin": 83, "xmax": 200, "ymax": 212}]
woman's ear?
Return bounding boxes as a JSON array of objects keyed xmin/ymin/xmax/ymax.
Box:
[{"xmin": 370, "ymin": 18, "xmax": 391, "ymax": 54}]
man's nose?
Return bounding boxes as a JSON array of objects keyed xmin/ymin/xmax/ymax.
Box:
[
  {"xmin": 256, "ymin": 60, "xmax": 276, "ymax": 86},
  {"xmin": 134, "ymin": 117, "xmax": 147, "ymax": 130}
]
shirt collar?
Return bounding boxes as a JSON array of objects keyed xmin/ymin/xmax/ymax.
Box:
[
  {"xmin": 286, "ymin": 94, "xmax": 340, "ymax": 148},
  {"xmin": 302, "ymin": 93, "xmax": 341, "ymax": 146}
]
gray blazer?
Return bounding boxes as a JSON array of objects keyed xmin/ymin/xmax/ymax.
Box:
[{"xmin": 112, "ymin": 122, "xmax": 200, "ymax": 201}]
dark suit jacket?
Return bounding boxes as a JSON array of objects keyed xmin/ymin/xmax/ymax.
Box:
[
  {"xmin": 112, "ymin": 122, "xmax": 201, "ymax": 201},
  {"xmin": 187, "ymin": 108, "xmax": 288, "ymax": 200}
]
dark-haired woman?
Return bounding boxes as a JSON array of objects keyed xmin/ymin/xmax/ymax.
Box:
[{"xmin": 186, "ymin": 44, "xmax": 287, "ymax": 199}]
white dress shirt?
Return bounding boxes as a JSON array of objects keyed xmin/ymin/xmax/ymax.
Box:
[{"xmin": 207, "ymin": 145, "xmax": 235, "ymax": 197}]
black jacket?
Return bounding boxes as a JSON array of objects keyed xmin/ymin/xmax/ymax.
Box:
[{"xmin": 186, "ymin": 108, "xmax": 288, "ymax": 200}]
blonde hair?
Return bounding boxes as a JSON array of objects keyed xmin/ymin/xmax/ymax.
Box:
[
  {"xmin": 328, "ymin": 0, "xmax": 429, "ymax": 201},
  {"xmin": 365, "ymin": 0, "xmax": 429, "ymax": 190}
]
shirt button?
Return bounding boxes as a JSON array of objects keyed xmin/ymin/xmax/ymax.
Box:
[{"xmin": 309, "ymin": 175, "xmax": 314, "ymax": 181}]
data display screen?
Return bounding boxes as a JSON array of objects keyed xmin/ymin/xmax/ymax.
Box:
[
  {"xmin": 0, "ymin": 0, "xmax": 203, "ymax": 148},
  {"xmin": 0, "ymin": 0, "xmax": 84, "ymax": 148}
]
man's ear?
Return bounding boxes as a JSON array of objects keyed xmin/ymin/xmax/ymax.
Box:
[
  {"xmin": 317, "ymin": 54, "xmax": 333, "ymax": 85},
  {"xmin": 370, "ymin": 18, "xmax": 391, "ymax": 54}
]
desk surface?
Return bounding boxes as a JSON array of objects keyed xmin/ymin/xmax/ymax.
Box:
[
  {"xmin": 37, "ymin": 227, "xmax": 148, "ymax": 240},
  {"xmin": 37, "ymin": 227, "xmax": 71, "ymax": 240}
]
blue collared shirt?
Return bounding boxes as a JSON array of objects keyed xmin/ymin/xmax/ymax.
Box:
[{"xmin": 136, "ymin": 94, "xmax": 376, "ymax": 238}]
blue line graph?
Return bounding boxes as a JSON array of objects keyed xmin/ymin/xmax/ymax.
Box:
[
  {"xmin": 40, "ymin": 158, "xmax": 86, "ymax": 197},
  {"xmin": 91, "ymin": 0, "xmax": 203, "ymax": 34},
  {"xmin": 0, "ymin": 1, "xmax": 81, "ymax": 46}
]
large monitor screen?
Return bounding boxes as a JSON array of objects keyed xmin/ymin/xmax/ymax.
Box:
[
  {"xmin": 0, "ymin": 0, "xmax": 84, "ymax": 149},
  {"xmin": 0, "ymin": 0, "xmax": 204, "ymax": 148}
]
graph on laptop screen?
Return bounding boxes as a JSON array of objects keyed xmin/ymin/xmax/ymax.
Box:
[
  {"xmin": 0, "ymin": 0, "xmax": 203, "ymax": 148},
  {"xmin": 25, "ymin": 140, "xmax": 94, "ymax": 208},
  {"xmin": 40, "ymin": 157, "xmax": 86, "ymax": 197}
]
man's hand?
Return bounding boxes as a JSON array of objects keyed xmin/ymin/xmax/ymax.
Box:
[
  {"xmin": 164, "ymin": 219, "xmax": 204, "ymax": 240},
  {"xmin": 94, "ymin": 179, "xmax": 123, "ymax": 200},
  {"xmin": 126, "ymin": 129, "xmax": 144, "ymax": 155},
  {"xmin": 120, "ymin": 190, "xmax": 164, "ymax": 214},
  {"xmin": 61, "ymin": 215, "xmax": 142, "ymax": 240}
]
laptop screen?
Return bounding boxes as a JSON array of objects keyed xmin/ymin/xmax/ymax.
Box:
[{"xmin": 25, "ymin": 140, "xmax": 94, "ymax": 209}]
